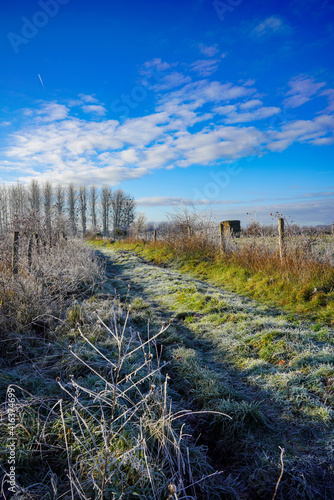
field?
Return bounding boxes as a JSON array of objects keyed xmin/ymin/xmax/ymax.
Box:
[{"xmin": 1, "ymin": 231, "xmax": 334, "ymax": 499}]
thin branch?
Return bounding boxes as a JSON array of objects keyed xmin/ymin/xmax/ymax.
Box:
[{"xmin": 272, "ymin": 446, "xmax": 285, "ymax": 500}]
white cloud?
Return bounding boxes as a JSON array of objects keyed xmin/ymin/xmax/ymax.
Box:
[
  {"xmin": 214, "ymin": 105, "xmax": 237, "ymax": 115},
  {"xmin": 82, "ymin": 104, "xmax": 107, "ymax": 116},
  {"xmin": 225, "ymin": 106, "xmax": 281, "ymax": 124},
  {"xmin": 137, "ymin": 196, "xmax": 242, "ymax": 207},
  {"xmin": 78, "ymin": 94, "xmax": 99, "ymax": 104},
  {"xmin": 268, "ymin": 114, "xmax": 334, "ymax": 151},
  {"xmin": 191, "ymin": 59, "xmax": 219, "ymax": 77},
  {"xmin": 215, "ymin": 99, "xmax": 280, "ymax": 123},
  {"xmin": 35, "ymin": 102, "xmax": 69, "ymax": 122},
  {"xmin": 243, "ymin": 79, "xmax": 256, "ymax": 87},
  {"xmin": 120, "ymin": 148, "xmax": 138, "ymax": 163},
  {"xmin": 284, "ymin": 76, "xmax": 326, "ymax": 108},
  {"xmin": 155, "ymin": 72, "xmax": 191, "ymax": 91},
  {"xmin": 139, "ymin": 58, "xmax": 172, "ymax": 85},
  {"xmin": 158, "ymin": 80, "xmax": 256, "ymax": 114},
  {"xmin": 214, "ymin": 198, "xmax": 334, "ymax": 226},
  {"xmin": 138, "ymin": 197, "xmax": 189, "ymax": 206},
  {"xmin": 252, "ymin": 16, "xmax": 284, "ymax": 37},
  {"xmin": 0, "ymin": 121, "xmax": 11, "ymax": 127},
  {"xmin": 239, "ymin": 99, "xmax": 263, "ymax": 110},
  {"xmin": 3, "ymin": 70, "xmax": 334, "ymax": 187},
  {"xmin": 173, "ymin": 126, "xmax": 266, "ymax": 167},
  {"xmin": 319, "ymin": 88, "xmax": 334, "ymax": 113},
  {"xmin": 198, "ymin": 43, "xmax": 219, "ymax": 57},
  {"xmin": 141, "ymin": 58, "xmax": 171, "ymax": 72}
]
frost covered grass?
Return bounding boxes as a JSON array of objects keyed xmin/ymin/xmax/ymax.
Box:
[
  {"xmin": 1, "ymin": 290, "xmax": 234, "ymax": 499},
  {"xmin": 94, "ymin": 237, "xmax": 334, "ymax": 325},
  {"xmin": 0, "ymin": 240, "xmax": 239, "ymax": 499},
  {"xmin": 0, "ymin": 237, "xmax": 103, "ymax": 343},
  {"xmin": 2, "ymin": 234, "xmax": 333, "ymax": 498},
  {"xmin": 90, "ymin": 244, "xmax": 334, "ymax": 498}
]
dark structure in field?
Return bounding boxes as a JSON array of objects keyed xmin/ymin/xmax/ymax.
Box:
[{"xmin": 221, "ymin": 220, "xmax": 241, "ymax": 237}]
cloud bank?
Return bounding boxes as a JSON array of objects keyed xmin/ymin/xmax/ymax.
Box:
[{"xmin": 2, "ymin": 63, "xmax": 334, "ymax": 187}]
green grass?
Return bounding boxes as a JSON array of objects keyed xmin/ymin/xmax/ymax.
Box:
[{"xmin": 91, "ymin": 239, "xmax": 334, "ymax": 325}]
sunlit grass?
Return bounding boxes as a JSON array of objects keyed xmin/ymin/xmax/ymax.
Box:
[{"xmin": 95, "ymin": 238, "xmax": 334, "ymax": 325}]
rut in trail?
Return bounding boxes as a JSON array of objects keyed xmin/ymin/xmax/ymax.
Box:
[{"xmin": 96, "ymin": 246, "xmax": 334, "ymax": 500}]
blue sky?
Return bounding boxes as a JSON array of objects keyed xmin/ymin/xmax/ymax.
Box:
[{"xmin": 1, "ymin": 0, "xmax": 334, "ymax": 225}]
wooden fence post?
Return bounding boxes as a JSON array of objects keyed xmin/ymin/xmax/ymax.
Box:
[
  {"xmin": 219, "ymin": 223, "xmax": 225, "ymax": 253},
  {"xmin": 12, "ymin": 231, "xmax": 19, "ymax": 277},
  {"xmin": 278, "ymin": 218, "xmax": 285, "ymax": 263},
  {"xmin": 153, "ymin": 229, "xmax": 157, "ymax": 242}
]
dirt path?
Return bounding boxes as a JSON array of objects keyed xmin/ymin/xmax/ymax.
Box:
[{"xmin": 96, "ymin": 246, "xmax": 334, "ymax": 499}]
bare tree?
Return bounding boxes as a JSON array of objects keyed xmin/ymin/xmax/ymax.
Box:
[
  {"xmin": 166, "ymin": 202, "xmax": 199, "ymax": 237},
  {"xmin": 67, "ymin": 183, "xmax": 77, "ymax": 235},
  {"xmin": 131, "ymin": 212, "xmax": 147, "ymax": 239},
  {"xmin": 90, "ymin": 185, "xmax": 98, "ymax": 232},
  {"xmin": 9, "ymin": 182, "xmax": 28, "ymax": 224},
  {"xmin": 111, "ymin": 189, "xmax": 124, "ymax": 238},
  {"xmin": 79, "ymin": 186, "xmax": 88, "ymax": 236},
  {"xmin": 0, "ymin": 185, "xmax": 9, "ymax": 233},
  {"xmin": 0, "ymin": 181, "xmax": 138, "ymax": 240},
  {"xmin": 101, "ymin": 185, "xmax": 111, "ymax": 236},
  {"xmin": 55, "ymin": 185, "xmax": 65, "ymax": 216},
  {"xmin": 123, "ymin": 196, "xmax": 136, "ymax": 231},
  {"xmin": 110, "ymin": 189, "xmax": 136, "ymax": 238},
  {"xmin": 28, "ymin": 180, "xmax": 41, "ymax": 215},
  {"xmin": 43, "ymin": 181, "xmax": 53, "ymax": 236}
]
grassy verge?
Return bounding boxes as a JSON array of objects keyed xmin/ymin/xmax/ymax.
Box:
[{"xmin": 90, "ymin": 239, "xmax": 334, "ymax": 325}]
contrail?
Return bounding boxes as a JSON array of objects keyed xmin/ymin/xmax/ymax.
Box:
[{"xmin": 38, "ymin": 74, "xmax": 45, "ymax": 88}]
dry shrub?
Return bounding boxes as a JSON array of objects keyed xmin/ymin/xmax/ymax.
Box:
[
  {"xmin": 226, "ymin": 230, "xmax": 334, "ymax": 287},
  {"xmin": 164, "ymin": 204, "xmax": 217, "ymax": 257},
  {"xmin": 0, "ymin": 235, "xmax": 103, "ymax": 342}
]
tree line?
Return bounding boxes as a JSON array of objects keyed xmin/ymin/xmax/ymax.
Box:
[{"xmin": 0, "ymin": 181, "xmax": 136, "ymax": 237}]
